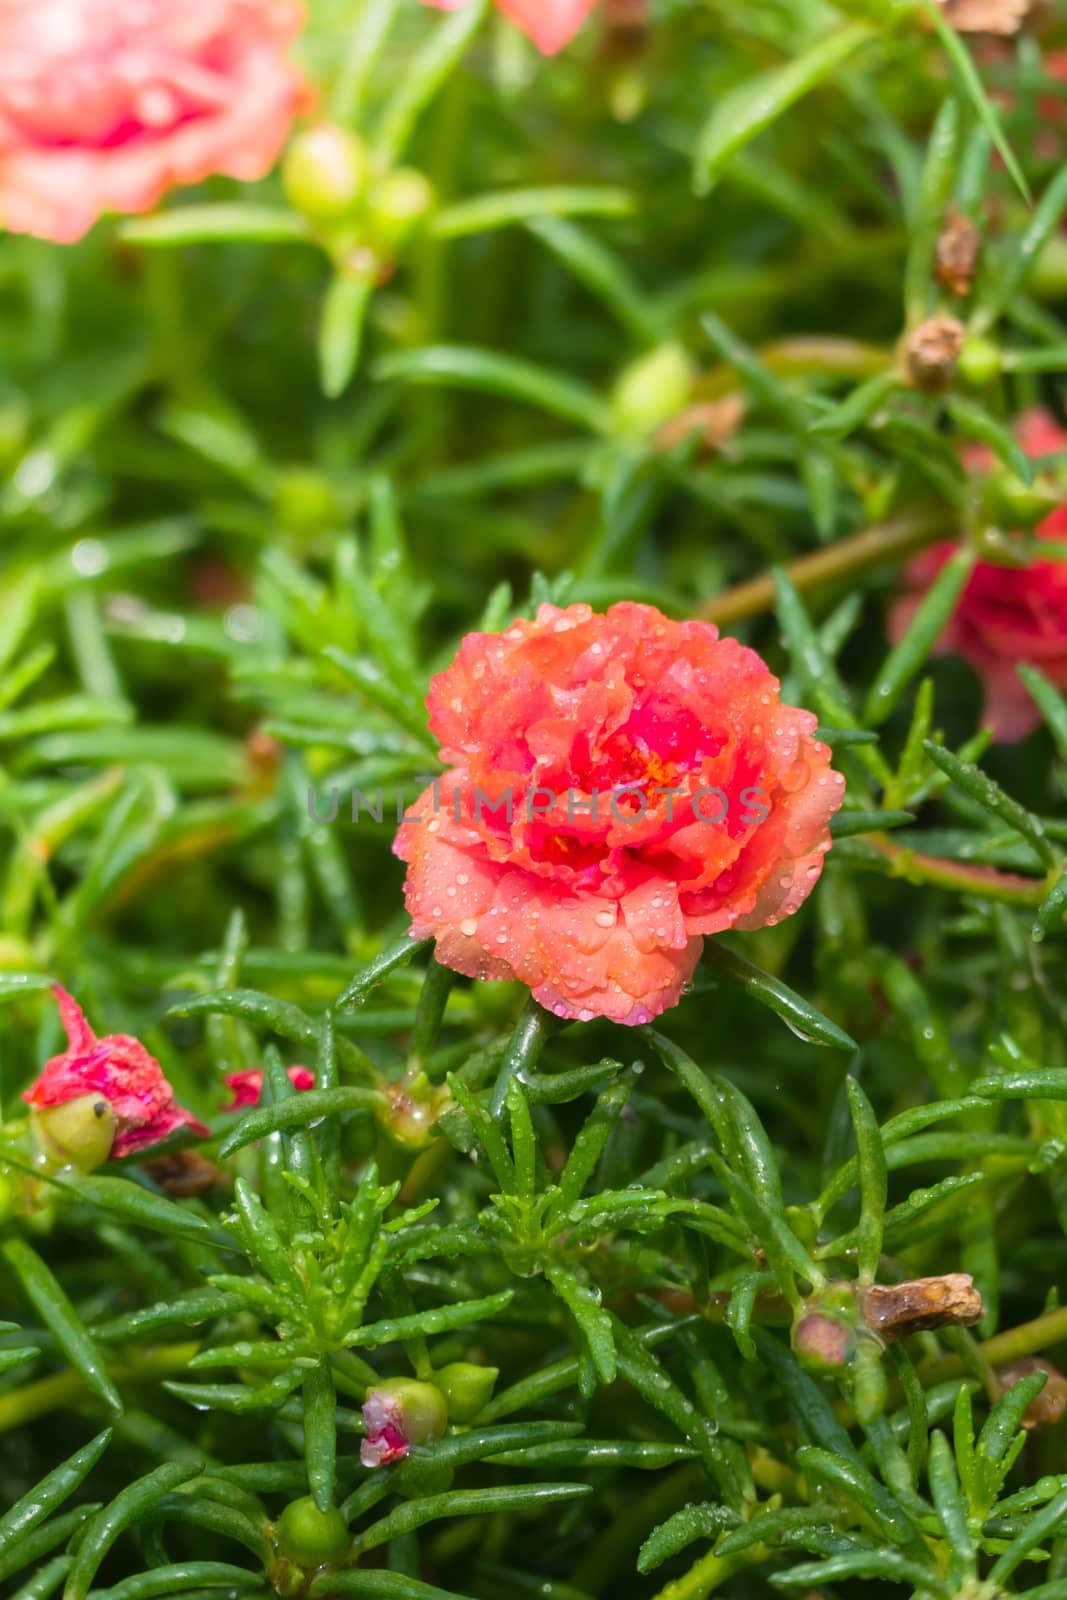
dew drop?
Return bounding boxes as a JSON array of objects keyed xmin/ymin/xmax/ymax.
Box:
[{"xmin": 459, "ymin": 917, "xmax": 478, "ymax": 936}]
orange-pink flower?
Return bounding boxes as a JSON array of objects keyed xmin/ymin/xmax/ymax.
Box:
[
  {"xmin": 0, "ymin": 0, "xmax": 307, "ymax": 244},
  {"xmin": 224, "ymin": 1065, "xmax": 314, "ymax": 1110},
  {"xmin": 422, "ymin": 0, "xmax": 597, "ymax": 55},
  {"xmin": 394, "ymin": 602, "xmax": 844, "ymax": 1025},
  {"xmin": 890, "ymin": 410, "xmax": 1067, "ymax": 741},
  {"xmin": 23, "ymin": 985, "xmax": 207, "ymax": 1159}
]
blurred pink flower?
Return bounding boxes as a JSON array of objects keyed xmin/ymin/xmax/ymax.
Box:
[
  {"xmin": 0, "ymin": 0, "xmax": 308, "ymax": 243},
  {"xmin": 224, "ymin": 1065, "xmax": 315, "ymax": 1110},
  {"xmin": 890, "ymin": 410, "xmax": 1067, "ymax": 741},
  {"xmin": 23, "ymin": 985, "xmax": 207, "ymax": 1159},
  {"xmin": 422, "ymin": 0, "xmax": 597, "ymax": 55}
]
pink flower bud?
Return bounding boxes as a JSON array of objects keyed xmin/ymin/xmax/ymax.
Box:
[
  {"xmin": 360, "ymin": 1378, "xmax": 448, "ymax": 1469},
  {"xmin": 793, "ymin": 1311, "xmax": 857, "ymax": 1372}
]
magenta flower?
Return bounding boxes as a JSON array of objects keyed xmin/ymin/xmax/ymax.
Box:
[{"xmin": 224, "ymin": 1065, "xmax": 315, "ymax": 1110}]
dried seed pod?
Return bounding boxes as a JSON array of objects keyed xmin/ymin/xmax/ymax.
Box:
[
  {"xmin": 904, "ymin": 316, "xmax": 966, "ymax": 392},
  {"xmin": 862, "ymin": 1272, "xmax": 984, "ymax": 1340},
  {"xmin": 996, "ymin": 1357, "xmax": 1067, "ymax": 1430},
  {"xmin": 936, "ymin": 207, "xmax": 981, "ymax": 297}
]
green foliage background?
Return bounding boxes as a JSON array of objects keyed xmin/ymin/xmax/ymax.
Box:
[{"xmin": 5, "ymin": 1, "xmax": 1067, "ymax": 1597}]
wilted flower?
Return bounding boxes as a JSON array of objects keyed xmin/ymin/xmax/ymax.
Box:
[
  {"xmin": 224, "ymin": 1065, "xmax": 314, "ymax": 1110},
  {"xmin": 360, "ymin": 1378, "xmax": 448, "ymax": 1468},
  {"xmin": 0, "ymin": 0, "xmax": 307, "ymax": 243},
  {"xmin": 422, "ymin": 0, "xmax": 597, "ymax": 56},
  {"xmin": 394, "ymin": 602, "xmax": 844, "ymax": 1025},
  {"xmin": 890, "ymin": 410, "xmax": 1067, "ymax": 740},
  {"xmin": 23, "ymin": 986, "xmax": 207, "ymax": 1165}
]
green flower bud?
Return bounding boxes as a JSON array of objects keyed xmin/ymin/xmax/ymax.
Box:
[
  {"xmin": 365, "ymin": 168, "xmax": 435, "ymax": 254},
  {"xmin": 273, "ymin": 468, "xmax": 344, "ymax": 538},
  {"xmin": 793, "ymin": 1310, "xmax": 857, "ymax": 1372},
  {"xmin": 435, "ymin": 1361, "xmax": 499, "ymax": 1422},
  {"xmin": 377, "ymin": 1073, "xmax": 450, "ymax": 1152},
  {"xmin": 980, "ymin": 468, "xmax": 1061, "ymax": 533},
  {"xmin": 958, "ymin": 335, "xmax": 1003, "ymax": 389},
  {"xmin": 611, "ymin": 342, "xmax": 695, "ymax": 436},
  {"xmin": 282, "ymin": 125, "xmax": 370, "ymax": 222},
  {"xmin": 31, "ymin": 1094, "xmax": 117, "ymax": 1173},
  {"xmin": 275, "ymin": 1496, "xmax": 349, "ymax": 1566},
  {"xmin": 0, "ymin": 936, "xmax": 36, "ymax": 970},
  {"xmin": 1029, "ymin": 235, "xmax": 1067, "ymax": 302},
  {"xmin": 792, "ymin": 1283, "xmax": 859, "ymax": 1373}
]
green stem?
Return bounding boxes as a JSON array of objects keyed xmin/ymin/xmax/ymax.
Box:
[
  {"xmin": 407, "ymin": 959, "xmax": 457, "ymax": 1075},
  {"xmin": 701, "ymin": 335, "xmax": 893, "ymax": 397},
  {"xmin": 0, "ymin": 1342, "xmax": 198, "ymax": 1433},
  {"xmin": 489, "ymin": 998, "xmax": 560, "ymax": 1119},
  {"xmin": 864, "ymin": 833, "xmax": 1047, "ymax": 905},
  {"xmin": 701, "ymin": 509, "xmax": 951, "ymax": 627},
  {"xmin": 650, "ymin": 1550, "xmax": 738, "ymax": 1600},
  {"xmin": 923, "ymin": 1304, "xmax": 1067, "ymax": 1386}
]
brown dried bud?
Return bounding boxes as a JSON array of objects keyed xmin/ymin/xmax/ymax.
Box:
[
  {"xmin": 655, "ymin": 395, "xmax": 746, "ymax": 455},
  {"xmin": 904, "ymin": 316, "xmax": 966, "ymax": 392},
  {"xmin": 602, "ymin": 0, "xmax": 649, "ymax": 56},
  {"xmin": 936, "ymin": 0, "xmax": 1029, "ymax": 33},
  {"xmin": 935, "ymin": 207, "xmax": 981, "ymax": 297},
  {"xmin": 863, "ymin": 1273, "xmax": 984, "ymax": 1340},
  {"xmin": 142, "ymin": 1148, "xmax": 225, "ymax": 1198},
  {"xmin": 605, "ymin": 0, "xmax": 647, "ymax": 21},
  {"xmin": 246, "ymin": 728, "xmax": 282, "ymax": 777},
  {"xmin": 996, "ymin": 1357, "xmax": 1067, "ymax": 1430}
]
